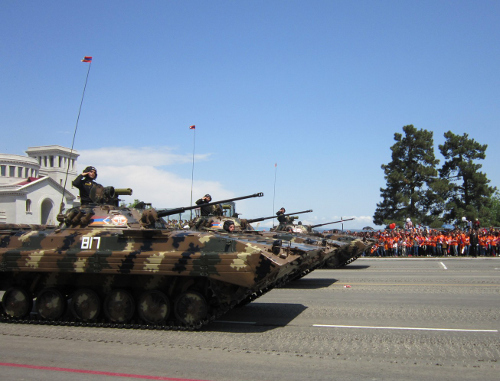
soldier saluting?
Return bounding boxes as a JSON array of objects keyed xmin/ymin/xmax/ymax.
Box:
[
  {"xmin": 276, "ymin": 207, "xmax": 287, "ymax": 224},
  {"xmin": 196, "ymin": 194, "xmax": 213, "ymax": 216},
  {"xmin": 72, "ymin": 166, "xmax": 98, "ymax": 205}
]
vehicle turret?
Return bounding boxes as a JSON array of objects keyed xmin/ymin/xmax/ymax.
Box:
[
  {"xmin": 59, "ymin": 186, "xmax": 264, "ymax": 230},
  {"xmin": 309, "ymin": 218, "xmax": 355, "ymax": 229},
  {"xmin": 245, "ymin": 210, "xmax": 313, "ymax": 224}
]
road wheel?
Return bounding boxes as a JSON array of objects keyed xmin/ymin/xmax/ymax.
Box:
[
  {"xmin": 36, "ymin": 288, "xmax": 66, "ymax": 320},
  {"xmin": 137, "ymin": 290, "xmax": 171, "ymax": 324},
  {"xmin": 103, "ymin": 289, "xmax": 135, "ymax": 323},
  {"xmin": 2, "ymin": 287, "xmax": 32, "ymax": 318},
  {"xmin": 174, "ymin": 291, "xmax": 208, "ymax": 326},
  {"xmin": 70, "ymin": 288, "xmax": 101, "ymax": 321}
]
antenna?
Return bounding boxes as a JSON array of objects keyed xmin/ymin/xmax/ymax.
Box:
[
  {"xmin": 58, "ymin": 56, "xmax": 93, "ymax": 217},
  {"xmin": 272, "ymin": 163, "xmax": 277, "ymax": 228},
  {"xmin": 189, "ymin": 125, "xmax": 196, "ymax": 219}
]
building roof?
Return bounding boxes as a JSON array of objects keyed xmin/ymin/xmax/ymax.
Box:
[
  {"xmin": 0, "ymin": 154, "xmax": 39, "ymax": 166},
  {"xmin": 26, "ymin": 145, "xmax": 79, "ymax": 158},
  {"xmin": 0, "ymin": 175, "xmax": 76, "ymax": 199}
]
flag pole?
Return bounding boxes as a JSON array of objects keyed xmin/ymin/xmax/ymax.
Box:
[
  {"xmin": 58, "ymin": 56, "xmax": 93, "ymax": 217},
  {"xmin": 272, "ymin": 163, "xmax": 277, "ymax": 228},
  {"xmin": 189, "ymin": 125, "xmax": 196, "ymax": 219}
]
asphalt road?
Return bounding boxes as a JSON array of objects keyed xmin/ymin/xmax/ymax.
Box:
[{"xmin": 1, "ymin": 257, "xmax": 499, "ymax": 381}]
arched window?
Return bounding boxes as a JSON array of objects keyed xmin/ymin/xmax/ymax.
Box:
[{"xmin": 26, "ymin": 199, "xmax": 32, "ymax": 212}]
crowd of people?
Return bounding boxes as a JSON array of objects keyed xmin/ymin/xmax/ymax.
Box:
[
  {"xmin": 164, "ymin": 219, "xmax": 191, "ymax": 229},
  {"xmin": 347, "ymin": 226, "xmax": 499, "ymax": 257}
]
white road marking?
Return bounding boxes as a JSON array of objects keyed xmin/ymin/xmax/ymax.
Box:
[
  {"xmin": 440, "ymin": 262, "xmax": 447, "ymax": 269},
  {"xmin": 313, "ymin": 324, "xmax": 498, "ymax": 333}
]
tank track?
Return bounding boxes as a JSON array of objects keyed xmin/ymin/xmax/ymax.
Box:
[
  {"xmin": 0, "ymin": 273, "xmax": 299, "ymax": 330},
  {"xmin": 0, "ymin": 297, "xmax": 235, "ymax": 331},
  {"xmin": 332, "ymin": 252, "xmax": 362, "ymax": 269},
  {"xmin": 343, "ymin": 252, "xmax": 362, "ymax": 266}
]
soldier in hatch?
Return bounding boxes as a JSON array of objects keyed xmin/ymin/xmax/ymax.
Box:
[
  {"xmin": 72, "ymin": 166, "xmax": 98, "ymax": 205},
  {"xmin": 196, "ymin": 194, "xmax": 214, "ymax": 216},
  {"xmin": 276, "ymin": 207, "xmax": 287, "ymax": 225},
  {"xmin": 223, "ymin": 220, "xmax": 235, "ymax": 233}
]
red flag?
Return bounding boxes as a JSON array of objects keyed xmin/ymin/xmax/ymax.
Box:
[
  {"xmin": 189, "ymin": 125, "xmax": 195, "ymax": 130},
  {"xmin": 81, "ymin": 56, "xmax": 92, "ymax": 63}
]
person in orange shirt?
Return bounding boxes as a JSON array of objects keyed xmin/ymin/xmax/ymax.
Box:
[
  {"xmin": 445, "ymin": 232, "xmax": 451, "ymax": 256},
  {"xmin": 463, "ymin": 233, "xmax": 470, "ymax": 256},
  {"xmin": 383, "ymin": 234, "xmax": 391, "ymax": 257},
  {"xmin": 436, "ymin": 231, "xmax": 445, "ymax": 256},
  {"xmin": 486, "ymin": 231, "xmax": 495, "ymax": 256},
  {"xmin": 459, "ymin": 232, "xmax": 468, "ymax": 256},
  {"xmin": 405, "ymin": 233, "xmax": 413, "ymax": 257},
  {"xmin": 413, "ymin": 234, "xmax": 421, "ymax": 256},
  {"xmin": 449, "ymin": 232, "xmax": 459, "ymax": 256},
  {"xmin": 494, "ymin": 232, "xmax": 500, "ymax": 256},
  {"xmin": 428, "ymin": 231, "xmax": 437, "ymax": 256},
  {"xmin": 478, "ymin": 232, "xmax": 488, "ymax": 256}
]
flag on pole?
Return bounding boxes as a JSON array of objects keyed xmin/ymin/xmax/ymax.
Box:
[
  {"xmin": 189, "ymin": 125, "xmax": 196, "ymax": 130},
  {"xmin": 81, "ymin": 56, "xmax": 93, "ymax": 63}
]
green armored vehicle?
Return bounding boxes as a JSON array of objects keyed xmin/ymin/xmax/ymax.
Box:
[{"xmin": 0, "ymin": 187, "xmax": 322, "ymax": 329}]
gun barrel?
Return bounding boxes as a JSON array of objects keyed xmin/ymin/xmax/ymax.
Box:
[
  {"xmin": 310, "ymin": 218, "xmax": 355, "ymax": 229},
  {"xmin": 246, "ymin": 209, "xmax": 313, "ymax": 224},
  {"xmin": 156, "ymin": 192, "xmax": 264, "ymax": 218},
  {"xmin": 114, "ymin": 188, "xmax": 133, "ymax": 196}
]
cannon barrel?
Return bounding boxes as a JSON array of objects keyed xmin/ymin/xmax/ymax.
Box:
[
  {"xmin": 246, "ymin": 209, "xmax": 313, "ymax": 224},
  {"xmin": 114, "ymin": 188, "xmax": 133, "ymax": 196},
  {"xmin": 310, "ymin": 218, "xmax": 355, "ymax": 229},
  {"xmin": 155, "ymin": 192, "xmax": 264, "ymax": 218}
]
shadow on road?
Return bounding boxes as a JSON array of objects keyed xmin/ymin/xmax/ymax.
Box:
[
  {"xmin": 337, "ymin": 264, "xmax": 370, "ymax": 270},
  {"xmin": 280, "ymin": 277, "xmax": 338, "ymax": 289},
  {"xmin": 206, "ymin": 302, "xmax": 307, "ymax": 333}
]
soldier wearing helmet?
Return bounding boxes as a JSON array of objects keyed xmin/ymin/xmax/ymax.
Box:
[
  {"xmin": 72, "ymin": 166, "xmax": 98, "ymax": 205},
  {"xmin": 196, "ymin": 194, "xmax": 214, "ymax": 216},
  {"xmin": 223, "ymin": 220, "xmax": 235, "ymax": 233},
  {"xmin": 276, "ymin": 207, "xmax": 287, "ymax": 224}
]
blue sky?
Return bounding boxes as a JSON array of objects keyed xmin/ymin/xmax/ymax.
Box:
[{"xmin": 1, "ymin": 1, "xmax": 499, "ymax": 229}]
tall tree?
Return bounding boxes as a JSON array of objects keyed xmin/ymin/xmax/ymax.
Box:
[
  {"xmin": 373, "ymin": 125, "xmax": 439, "ymax": 226},
  {"xmin": 489, "ymin": 191, "xmax": 500, "ymax": 227},
  {"xmin": 438, "ymin": 131, "xmax": 496, "ymax": 224}
]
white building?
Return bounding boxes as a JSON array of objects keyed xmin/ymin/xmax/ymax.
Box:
[{"xmin": 0, "ymin": 145, "xmax": 80, "ymax": 225}]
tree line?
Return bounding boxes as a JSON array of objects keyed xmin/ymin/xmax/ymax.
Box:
[{"xmin": 373, "ymin": 125, "xmax": 499, "ymax": 228}]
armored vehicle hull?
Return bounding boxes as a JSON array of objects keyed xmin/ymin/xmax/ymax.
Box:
[
  {"xmin": 0, "ymin": 196, "xmax": 322, "ymax": 329},
  {"xmin": 189, "ymin": 215, "xmax": 341, "ymax": 282},
  {"xmin": 317, "ymin": 233, "xmax": 375, "ymax": 268},
  {"xmin": 267, "ymin": 218, "xmax": 375, "ymax": 269}
]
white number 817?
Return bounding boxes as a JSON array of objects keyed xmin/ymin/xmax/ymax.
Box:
[{"xmin": 81, "ymin": 236, "xmax": 101, "ymax": 250}]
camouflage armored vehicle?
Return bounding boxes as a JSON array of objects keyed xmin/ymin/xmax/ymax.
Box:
[
  {"xmin": 264, "ymin": 216, "xmax": 374, "ymax": 268},
  {"xmin": 0, "ymin": 187, "xmax": 318, "ymax": 329},
  {"xmin": 320, "ymin": 231, "xmax": 375, "ymax": 268},
  {"xmin": 185, "ymin": 208, "xmax": 373, "ymax": 270},
  {"xmin": 189, "ymin": 210, "xmax": 342, "ymax": 282}
]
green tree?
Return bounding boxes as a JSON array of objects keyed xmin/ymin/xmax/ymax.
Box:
[
  {"xmin": 438, "ymin": 131, "xmax": 496, "ymax": 224},
  {"xmin": 373, "ymin": 125, "xmax": 439, "ymax": 226},
  {"xmin": 121, "ymin": 199, "xmax": 142, "ymax": 208},
  {"xmin": 489, "ymin": 191, "xmax": 500, "ymax": 227}
]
